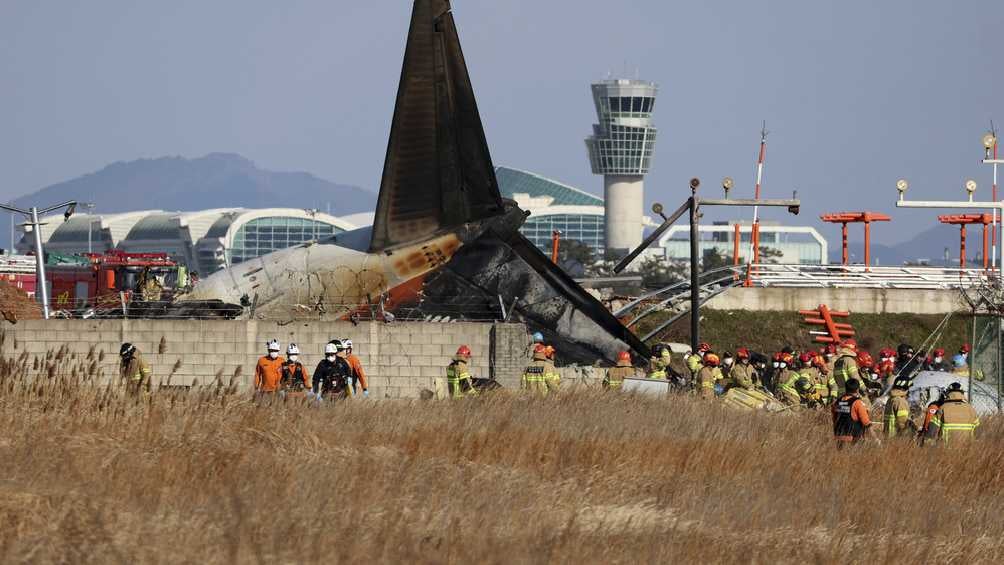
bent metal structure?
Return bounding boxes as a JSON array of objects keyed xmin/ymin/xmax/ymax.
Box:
[{"xmin": 180, "ymin": 0, "xmax": 648, "ymax": 363}]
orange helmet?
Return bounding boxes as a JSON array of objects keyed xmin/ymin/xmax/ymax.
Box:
[
  {"xmin": 856, "ymin": 351, "xmax": 874, "ymax": 368},
  {"xmin": 533, "ymin": 343, "xmax": 547, "ymax": 355},
  {"xmin": 456, "ymin": 345, "xmax": 472, "ymax": 357},
  {"xmin": 735, "ymin": 347, "xmax": 750, "ymax": 359},
  {"xmin": 704, "ymin": 353, "xmax": 721, "ymax": 366},
  {"xmin": 842, "ymin": 339, "xmax": 857, "ymax": 351},
  {"xmin": 617, "ymin": 351, "xmax": 631, "ymax": 363},
  {"xmin": 781, "ymin": 353, "xmax": 795, "ymax": 366},
  {"xmin": 544, "ymin": 345, "xmax": 555, "ymax": 359}
]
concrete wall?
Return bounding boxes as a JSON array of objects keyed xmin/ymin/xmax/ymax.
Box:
[
  {"xmin": 0, "ymin": 320, "xmax": 532, "ymax": 398},
  {"xmin": 705, "ymin": 287, "xmax": 967, "ymax": 314}
]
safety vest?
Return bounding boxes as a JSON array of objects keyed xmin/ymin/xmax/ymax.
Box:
[
  {"xmin": 833, "ymin": 395, "xmax": 865, "ymax": 440},
  {"xmin": 446, "ymin": 359, "xmax": 476, "ymax": 398},
  {"xmin": 523, "ymin": 358, "xmax": 555, "ymax": 395}
]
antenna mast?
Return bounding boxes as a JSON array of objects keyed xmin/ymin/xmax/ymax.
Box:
[{"xmin": 744, "ymin": 122, "xmax": 768, "ymax": 286}]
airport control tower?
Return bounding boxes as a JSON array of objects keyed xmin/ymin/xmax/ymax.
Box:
[{"xmin": 585, "ymin": 79, "xmax": 658, "ymax": 254}]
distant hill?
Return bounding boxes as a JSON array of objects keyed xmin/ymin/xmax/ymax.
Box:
[
  {"xmin": 4, "ymin": 153, "xmax": 375, "ymax": 247},
  {"xmin": 831, "ymin": 223, "xmax": 982, "ymax": 267}
]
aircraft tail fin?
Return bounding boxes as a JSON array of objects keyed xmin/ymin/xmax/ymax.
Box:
[{"xmin": 369, "ymin": 0, "xmax": 504, "ymax": 253}]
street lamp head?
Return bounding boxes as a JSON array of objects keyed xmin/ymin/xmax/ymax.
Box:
[
  {"xmin": 689, "ymin": 177, "xmax": 700, "ymax": 193},
  {"xmin": 651, "ymin": 203, "xmax": 665, "ymax": 219},
  {"xmin": 63, "ymin": 203, "xmax": 77, "ymax": 222},
  {"xmin": 722, "ymin": 177, "xmax": 734, "ymax": 198},
  {"xmin": 896, "ymin": 178, "xmax": 909, "ymax": 201},
  {"xmin": 787, "ymin": 190, "xmax": 800, "ymax": 215},
  {"xmin": 983, "ymin": 133, "xmax": 997, "ymax": 149},
  {"xmin": 965, "ymin": 179, "xmax": 977, "ymax": 202}
]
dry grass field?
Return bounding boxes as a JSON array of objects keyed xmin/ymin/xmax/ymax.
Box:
[{"xmin": 1, "ymin": 366, "xmax": 1002, "ymax": 564}]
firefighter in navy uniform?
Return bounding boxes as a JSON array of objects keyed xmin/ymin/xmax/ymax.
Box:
[
  {"xmin": 312, "ymin": 341, "xmax": 353, "ymax": 401},
  {"xmin": 831, "ymin": 379, "xmax": 878, "ymax": 448}
]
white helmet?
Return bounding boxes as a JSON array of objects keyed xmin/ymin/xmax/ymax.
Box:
[
  {"xmin": 324, "ymin": 342, "xmax": 338, "ymax": 355},
  {"xmin": 287, "ymin": 343, "xmax": 300, "ymax": 355},
  {"xmin": 266, "ymin": 339, "xmax": 281, "ymax": 352},
  {"xmin": 344, "ymin": 339, "xmax": 353, "ymax": 350}
]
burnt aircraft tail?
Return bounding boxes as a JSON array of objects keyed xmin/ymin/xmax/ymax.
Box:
[{"xmin": 370, "ymin": 0, "xmax": 504, "ymax": 253}]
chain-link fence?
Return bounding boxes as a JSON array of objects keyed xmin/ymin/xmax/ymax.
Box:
[{"xmin": 972, "ymin": 315, "xmax": 1003, "ymax": 412}]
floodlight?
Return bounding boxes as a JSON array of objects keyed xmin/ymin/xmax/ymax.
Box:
[
  {"xmin": 722, "ymin": 177, "xmax": 734, "ymax": 190},
  {"xmin": 966, "ymin": 179, "xmax": 978, "ymax": 194},
  {"xmin": 983, "ymin": 133, "xmax": 997, "ymax": 149}
]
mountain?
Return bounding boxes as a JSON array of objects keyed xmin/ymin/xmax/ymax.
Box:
[
  {"xmin": 3, "ymin": 153, "xmax": 375, "ymax": 247},
  {"xmin": 831, "ymin": 223, "xmax": 983, "ymax": 267}
]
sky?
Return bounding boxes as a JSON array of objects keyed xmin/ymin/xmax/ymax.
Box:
[{"xmin": 2, "ymin": 0, "xmax": 1003, "ymax": 246}]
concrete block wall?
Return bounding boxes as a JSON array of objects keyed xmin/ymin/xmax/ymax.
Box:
[
  {"xmin": 0, "ymin": 320, "xmax": 532, "ymax": 399},
  {"xmin": 705, "ymin": 287, "xmax": 967, "ymax": 315}
]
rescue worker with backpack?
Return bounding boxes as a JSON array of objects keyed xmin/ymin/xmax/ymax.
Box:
[
  {"xmin": 832, "ymin": 339, "xmax": 865, "ymax": 396},
  {"xmin": 446, "ymin": 345, "xmax": 478, "ymax": 399},
  {"xmin": 312, "ymin": 341, "xmax": 353, "ymax": 401},
  {"xmin": 254, "ymin": 339, "xmax": 285, "ymax": 398},
  {"xmin": 280, "ymin": 343, "xmax": 310, "ymax": 396},
  {"xmin": 604, "ymin": 351, "xmax": 636, "ymax": 390},
  {"xmin": 523, "ymin": 344, "xmax": 559, "ymax": 396},
  {"xmin": 343, "ymin": 339, "xmax": 369, "ymax": 397},
  {"xmin": 119, "ymin": 342, "xmax": 152, "ymax": 397},
  {"xmin": 777, "ymin": 352, "xmax": 809, "ymax": 406},
  {"xmin": 927, "ymin": 382, "xmax": 980, "ymax": 444},
  {"xmin": 831, "ymin": 379, "xmax": 879, "ymax": 448}
]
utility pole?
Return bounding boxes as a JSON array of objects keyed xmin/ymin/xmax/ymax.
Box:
[
  {"xmin": 615, "ymin": 178, "xmax": 800, "ymax": 352},
  {"xmin": 83, "ymin": 202, "xmax": 96, "ymax": 253},
  {"xmin": 0, "ymin": 200, "xmax": 78, "ymax": 319}
]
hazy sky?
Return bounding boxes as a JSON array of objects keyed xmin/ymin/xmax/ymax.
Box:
[{"xmin": 2, "ymin": 0, "xmax": 1003, "ymax": 245}]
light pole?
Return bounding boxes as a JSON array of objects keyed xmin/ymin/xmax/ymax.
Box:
[
  {"xmin": 983, "ymin": 130, "xmax": 1000, "ymax": 269},
  {"xmin": 82, "ymin": 202, "xmax": 96, "ymax": 253},
  {"xmin": 0, "ymin": 200, "xmax": 78, "ymax": 319},
  {"xmin": 615, "ymin": 177, "xmax": 800, "ymax": 352}
]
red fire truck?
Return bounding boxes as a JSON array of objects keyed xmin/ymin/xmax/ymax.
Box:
[{"xmin": 46, "ymin": 251, "xmax": 185, "ymax": 313}]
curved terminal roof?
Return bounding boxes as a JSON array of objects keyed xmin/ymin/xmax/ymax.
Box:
[{"xmin": 496, "ymin": 166, "xmax": 603, "ymax": 207}]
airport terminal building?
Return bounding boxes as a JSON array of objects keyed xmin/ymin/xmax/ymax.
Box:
[{"xmin": 19, "ymin": 208, "xmax": 356, "ymax": 275}]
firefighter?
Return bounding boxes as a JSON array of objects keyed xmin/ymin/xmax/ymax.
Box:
[
  {"xmin": 856, "ymin": 351, "xmax": 882, "ymax": 398},
  {"xmin": 951, "ymin": 354, "xmax": 970, "ymax": 377},
  {"xmin": 446, "ymin": 345, "xmax": 477, "ymax": 399},
  {"xmin": 119, "ymin": 342, "xmax": 152, "ymax": 396},
  {"xmin": 876, "ymin": 347, "xmax": 896, "ymax": 385},
  {"xmin": 917, "ymin": 388, "xmax": 946, "ymax": 446},
  {"xmin": 822, "ymin": 343, "xmax": 838, "ymax": 376},
  {"xmin": 647, "ymin": 344, "xmax": 671, "ymax": 380},
  {"xmin": 832, "ymin": 378, "xmax": 878, "ymax": 448},
  {"xmin": 772, "ymin": 352, "xmax": 796, "ymax": 400},
  {"xmin": 523, "ymin": 344, "xmax": 557, "ymax": 396},
  {"xmin": 343, "ymin": 339, "xmax": 369, "ymax": 397},
  {"xmin": 883, "ymin": 380, "xmax": 914, "ymax": 439},
  {"xmin": 811, "ymin": 352, "xmax": 837, "ymax": 403},
  {"xmin": 730, "ymin": 347, "xmax": 758, "ymax": 391},
  {"xmin": 280, "ymin": 343, "xmax": 310, "ymax": 396},
  {"xmin": 794, "ymin": 376, "xmax": 823, "ymax": 409},
  {"xmin": 777, "ymin": 353, "xmax": 808, "ymax": 406},
  {"xmin": 312, "ymin": 341, "xmax": 353, "ymax": 401},
  {"xmin": 893, "ymin": 343, "xmax": 921, "ymax": 388},
  {"xmin": 254, "ymin": 339, "xmax": 284, "ymax": 397},
  {"xmin": 604, "ymin": 351, "xmax": 635, "ymax": 390},
  {"xmin": 927, "ymin": 382, "xmax": 980, "ymax": 444},
  {"xmin": 832, "ymin": 339, "xmax": 864, "ymax": 396},
  {"xmin": 543, "ymin": 345, "xmax": 560, "ymax": 393},
  {"xmin": 688, "ymin": 342, "xmax": 712, "ymax": 378},
  {"xmin": 696, "ymin": 353, "xmax": 722, "ymax": 399}
]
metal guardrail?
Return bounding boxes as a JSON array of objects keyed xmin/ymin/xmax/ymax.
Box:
[{"xmin": 749, "ymin": 264, "xmax": 992, "ymax": 289}]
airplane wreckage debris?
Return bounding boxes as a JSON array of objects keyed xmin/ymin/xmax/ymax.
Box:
[{"xmin": 164, "ymin": 0, "xmax": 649, "ymax": 364}]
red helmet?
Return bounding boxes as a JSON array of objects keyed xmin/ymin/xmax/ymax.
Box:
[
  {"xmin": 704, "ymin": 353, "xmax": 721, "ymax": 366},
  {"xmin": 735, "ymin": 347, "xmax": 750, "ymax": 359},
  {"xmin": 799, "ymin": 351, "xmax": 814, "ymax": 364},
  {"xmin": 617, "ymin": 351, "xmax": 631, "ymax": 363},
  {"xmin": 879, "ymin": 347, "xmax": 895, "ymax": 359},
  {"xmin": 933, "ymin": 348, "xmax": 945, "ymax": 357},
  {"xmin": 772, "ymin": 352, "xmax": 783, "ymax": 362},
  {"xmin": 856, "ymin": 351, "xmax": 874, "ymax": 368},
  {"xmin": 842, "ymin": 339, "xmax": 857, "ymax": 351},
  {"xmin": 456, "ymin": 345, "xmax": 472, "ymax": 357},
  {"xmin": 961, "ymin": 343, "xmax": 972, "ymax": 354},
  {"xmin": 533, "ymin": 343, "xmax": 547, "ymax": 355},
  {"xmin": 698, "ymin": 342, "xmax": 712, "ymax": 354},
  {"xmin": 824, "ymin": 343, "xmax": 837, "ymax": 355}
]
